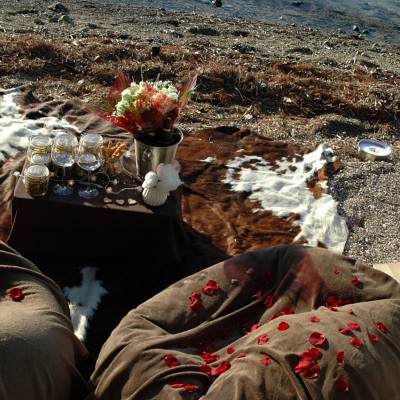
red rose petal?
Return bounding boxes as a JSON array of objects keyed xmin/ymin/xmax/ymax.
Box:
[
  {"xmin": 332, "ymin": 268, "xmax": 340, "ymax": 275},
  {"xmin": 376, "ymin": 322, "xmax": 387, "ymax": 333},
  {"xmin": 339, "ymin": 327, "xmax": 351, "ymax": 335},
  {"xmin": 236, "ymin": 353, "xmax": 246, "ymax": 358},
  {"xmin": 336, "ymin": 351, "xmax": 345, "ymax": 367},
  {"xmin": 350, "ymin": 337, "xmax": 363, "ymax": 349},
  {"xmin": 251, "ymin": 323, "xmax": 262, "ymax": 332},
  {"xmin": 227, "ymin": 347, "xmax": 235, "ymax": 354},
  {"xmin": 309, "ymin": 316, "xmax": 320, "ymax": 323},
  {"xmin": 164, "ymin": 355, "xmax": 180, "ymax": 368},
  {"xmin": 347, "ymin": 322, "xmax": 360, "ymax": 331},
  {"xmin": 210, "ymin": 360, "xmax": 231, "ymax": 377},
  {"xmin": 8, "ymin": 287, "xmax": 24, "ymax": 301},
  {"xmin": 278, "ymin": 321, "xmax": 290, "ymax": 331},
  {"xmin": 308, "ymin": 348, "xmax": 321, "ymax": 360},
  {"xmin": 336, "ymin": 378, "xmax": 350, "ymax": 392},
  {"xmin": 199, "ymin": 362, "xmax": 211, "ymax": 374},
  {"xmin": 198, "ymin": 352, "xmax": 220, "ymax": 364},
  {"xmin": 258, "ymin": 334, "xmax": 270, "ymax": 345},
  {"xmin": 170, "ymin": 383, "xmax": 198, "ymax": 393},
  {"xmin": 368, "ymin": 333, "xmax": 379, "ymax": 343},
  {"xmin": 348, "ymin": 309, "xmax": 354, "ymax": 315},
  {"xmin": 262, "ymin": 293, "xmax": 274, "ymax": 308},
  {"xmin": 309, "ymin": 332, "xmax": 326, "ymax": 346},
  {"xmin": 302, "ymin": 363, "xmax": 320, "ymax": 379},
  {"xmin": 260, "ymin": 357, "xmax": 271, "ymax": 365},
  {"xmin": 244, "ymin": 265, "xmax": 256, "ymax": 276},
  {"xmin": 351, "ymin": 276, "xmax": 360, "ymax": 286},
  {"xmin": 202, "ymin": 280, "xmax": 219, "ymax": 296},
  {"xmin": 280, "ymin": 307, "xmax": 294, "ymax": 315},
  {"xmin": 293, "ymin": 356, "xmax": 313, "ymax": 374},
  {"xmin": 189, "ymin": 292, "xmax": 202, "ymax": 313}
]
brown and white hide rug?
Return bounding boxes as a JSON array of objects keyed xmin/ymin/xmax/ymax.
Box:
[{"xmin": 0, "ymin": 86, "xmax": 347, "ymax": 369}]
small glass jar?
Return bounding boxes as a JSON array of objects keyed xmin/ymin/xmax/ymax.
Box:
[
  {"xmin": 24, "ymin": 164, "xmax": 50, "ymax": 196},
  {"xmin": 103, "ymin": 155, "xmax": 124, "ymax": 177},
  {"xmin": 27, "ymin": 135, "xmax": 52, "ymax": 167}
]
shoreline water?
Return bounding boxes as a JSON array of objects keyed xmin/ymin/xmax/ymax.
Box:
[{"xmin": 102, "ymin": 0, "xmax": 400, "ymax": 45}]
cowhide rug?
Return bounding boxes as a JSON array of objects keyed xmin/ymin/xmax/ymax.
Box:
[{"xmin": 0, "ymin": 86, "xmax": 347, "ymax": 375}]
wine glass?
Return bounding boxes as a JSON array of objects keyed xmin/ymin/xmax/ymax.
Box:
[
  {"xmin": 51, "ymin": 132, "xmax": 78, "ymax": 196},
  {"xmin": 76, "ymin": 133, "xmax": 103, "ymax": 199}
]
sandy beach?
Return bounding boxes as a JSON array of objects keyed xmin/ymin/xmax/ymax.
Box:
[{"xmin": 0, "ymin": 0, "xmax": 399, "ymax": 265}]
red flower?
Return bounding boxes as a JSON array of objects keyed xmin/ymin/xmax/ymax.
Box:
[
  {"xmin": 309, "ymin": 332, "xmax": 326, "ymax": 347},
  {"xmin": 351, "ymin": 276, "xmax": 360, "ymax": 286},
  {"xmin": 350, "ymin": 337, "xmax": 363, "ymax": 349},
  {"xmin": 258, "ymin": 334, "xmax": 270, "ymax": 345},
  {"xmin": 202, "ymin": 280, "xmax": 219, "ymax": 296},
  {"xmin": 227, "ymin": 347, "xmax": 235, "ymax": 354},
  {"xmin": 278, "ymin": 322, "xmax": 290, "ymax": 331},
  {"xmin": 336, "ymin": 351, "xmax": 345, "ymax": 367},
  {"xmin": 260, "ymin": 357, "xmax": 271, "ymax": 365},
  {"xmin": 189, "ymin": 291, "xmax": 202, "ymax": 313},
  {"xmin": 376, "ymin": 322, "xmax": 387, "ymax": 333},
  {"xmin": 347, "ymin": 322, "xmax": 360, "ymax": 331},
  {"xmin": 368, "ymin": 333, "xmax": 379, "ymax": 343},
  {"xmin": 164, "ymin": 355, "xmax": 179, "ymax": 368},
  {"xmin": 8, "ymin": 287, "xmax": 24, "ymax": 301},
  {"xmin": 210, "ymin": 360, "xmax": 231, "ymax": 377},
  {"xmin": 336, "ymin": 378, "xmax": 350, "ymax": 392},
  {"xmin": 309, "ymin": 316, "xmax": 320, "ymax": 323}
]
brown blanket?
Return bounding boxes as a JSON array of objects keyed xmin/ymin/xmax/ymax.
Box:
[{"xmin": 87, "ymin": 245, "xmax": 400, "ymax": 399}]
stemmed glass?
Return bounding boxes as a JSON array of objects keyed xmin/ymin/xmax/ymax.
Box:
[
  {"xmin": 51, "ymin": 132, "xmax": 78, "ymax": 196},
  {"xmin": 76, "ymin": 133, "xmax": 103, "ymax": 199}
]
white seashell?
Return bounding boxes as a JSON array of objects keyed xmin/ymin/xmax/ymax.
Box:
[{"xmin": 142, "ymin": 187, "xmax": 168, "ymax": 206}]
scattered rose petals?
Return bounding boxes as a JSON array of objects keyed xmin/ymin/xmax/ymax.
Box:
[
  {"xmin": 199, "ymin": 362, "xmax": 211, "ymax": 374},
  {"xmin": 376, "ymin": 322, "xmax": 387, "ymax": 333},
  {"xmin": 258, "ymin": 334, "xmax": 270, "ymax": 345},
  {"xmin": 293, "ymin": 349, "xmax": 320, "ymax": 375},
  {"xmin": 260, "ymin": 357, "xmax": 271, "ymax": 365},
  {"xmin": 351, "ymin": 276, "xmax": 360, "ymax": 286},
  {"xmin": 202, "ymin": 280, "xmax": 219, "ymax": 296},
  {"xmin": 164, "ymin": 355, "xmax": 179, "ymax": 368},
  {"xmin": 237, "ymin": 353, "xmax": 246, "ymax": 358},
  {"xmin": 278, "ymin": 322, "xmax": 290, "ymax": 331},
  {"xmin": 332, "ymin": 268, "xmax": 340, "ymax": 275},
  {"xmin": 308, "ymin": 348, "xmax": 321, "ymax": 360},
  {"xmin": 347, "ymin": 322, "xmax": 360, "ymax": 331},
  {"xmin": 280, "ymin": 307, "xmax": 294, "ymax": 315},
  {"xmin": 309, "ymin": 316, "xmax": 320, "ymax": 323},
  {"xmin": 189, "ymin": 292, "xmax": 202, "ymax": 313},
  {"xmin": 244, "ymin": 265, "xmax": 256, "ymax": 276},
  {"xmin": 309, "ymin": 332, "xmax": 326, "ymax": 346},
  {"xmin": 336, "ymin": 378, "xmax": 350, "ymax": 392},
  {"xmin": 251, "ymin": 324, "xmax": 262, "ymax": 332},
  {"xmin": 210, "ymin": 360, "xmax": 231, "ymax": 377},
  {"xmin": 368, "ymin": 333, "xmax": 379, "ymax": 343},
  {"xmin": 336, "ymin": 351, "xmax": 345, "ymax": 367},
  {"xmin": 8, "ymin": 287, "xmax": 24, "ymax": 301},
  {"xmin": 227, "ymin": 347, "xmax": 235, "ymax": 354},
  {"xmin": 348, "ymin": 309, "xmax": 354, "ymax": 315},
  {"xmin": 350, "ymin": 337, "xmax": 363, "ymax": 349}
]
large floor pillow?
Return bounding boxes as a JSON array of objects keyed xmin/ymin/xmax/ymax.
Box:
[{"xmin": 87, "ymin": 245, "xmax": 400, "ymax": 399}]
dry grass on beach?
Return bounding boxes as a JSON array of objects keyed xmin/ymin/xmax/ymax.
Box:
[{"xmin": 0, "ymin": 30, "xmax": 399, "ymax": 161}]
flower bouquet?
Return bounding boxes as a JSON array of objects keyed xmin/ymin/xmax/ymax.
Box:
[{"xmin": 92, "ymin": 71, "xmax": 197, "ymax": 147}]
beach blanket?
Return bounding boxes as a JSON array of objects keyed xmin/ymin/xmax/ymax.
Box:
[
  {"xmin": 87, "ymin": 245, "xmax": 400, "ymax": 399},
  {"xmin": 0, "ymin": 86, "xmax": 347, "ymax": 361}
]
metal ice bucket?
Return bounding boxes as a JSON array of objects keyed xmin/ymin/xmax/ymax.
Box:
[{"xmin": 134, "ymin": 128, "xmax": 183, "ymax": 180}]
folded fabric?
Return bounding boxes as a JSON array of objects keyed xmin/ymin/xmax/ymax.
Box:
[
  {"xmin": 87, "ymin": 244, "xmax": 400, "ymax": 399},
  {"xmin": 0, "ymin": 241, "xmax": 89, "ymax": 400}
]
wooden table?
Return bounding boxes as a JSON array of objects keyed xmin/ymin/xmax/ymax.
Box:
[{"xmin": 7, "ymin": 162, "xmax": 188, "ymax": 266}]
